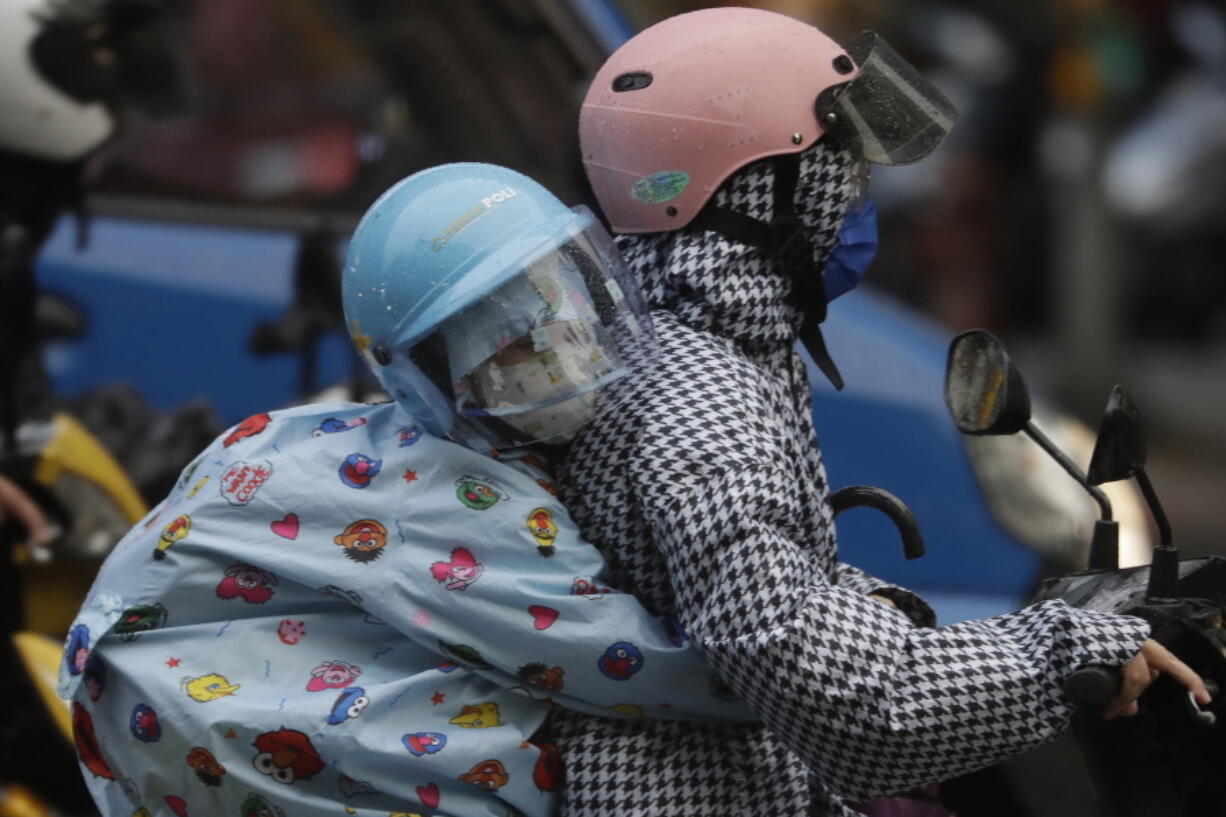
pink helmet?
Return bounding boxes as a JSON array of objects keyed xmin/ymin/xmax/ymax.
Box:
[{"xmin": 580, "ymin": 7, "xmax": 956, "ymax": 234}]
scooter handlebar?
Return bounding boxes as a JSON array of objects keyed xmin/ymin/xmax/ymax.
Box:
[{"xmin": 1064, "ymin": 665, "xmax": 1121, "ymax": 707}]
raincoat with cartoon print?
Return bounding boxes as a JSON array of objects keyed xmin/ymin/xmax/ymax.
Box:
[{"xmin": 60, "ymin": 400, "xmax": 754, "ymax": 817}]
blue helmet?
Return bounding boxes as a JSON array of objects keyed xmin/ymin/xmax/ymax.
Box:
[{"xmin": 343, "ymin": 163, "xmax": 656, "ymax": 449}]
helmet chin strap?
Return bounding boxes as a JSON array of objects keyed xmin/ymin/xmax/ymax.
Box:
[{"xmin": 688, "ymin": 154, "xmax": 846, "ymax": 390}]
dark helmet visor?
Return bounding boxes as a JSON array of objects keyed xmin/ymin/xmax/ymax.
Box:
[{"xmin": 816, "ymin": 31, "xmax": 957, "ymax": 166}]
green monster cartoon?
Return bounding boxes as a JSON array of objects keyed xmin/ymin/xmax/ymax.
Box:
[
  {"xmin": 455, "ymin": 476, "xmax": 504, "ymax": 510},
  {"xmin": 113, "ymin": 604, "xmax": 168, "ymax": 641}
]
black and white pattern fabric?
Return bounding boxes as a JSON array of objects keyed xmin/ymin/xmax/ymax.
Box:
[{"xmin": 547, "ymin": 140, "xmax": 1152, "ymax": 816}]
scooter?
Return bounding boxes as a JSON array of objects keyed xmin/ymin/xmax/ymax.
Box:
[{"xmin": 943, "ymin": 329, "xmax": 1226, "ymax": 817}]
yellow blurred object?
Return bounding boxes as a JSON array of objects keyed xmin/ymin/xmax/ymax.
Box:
[
  {"xmin": 12, "ymin": 632, "xmax": 72, "ymax": 741},
  {"xmin": 32, "ymin": 413, "xmax": 145, "ymax": 524},
  {"xmin": 0, "ymin": 784, "xmax": 52, "ymax": 817},
  {"xmin": 14, "ymin": 413, "xmax": 146, "ymax": 636}
]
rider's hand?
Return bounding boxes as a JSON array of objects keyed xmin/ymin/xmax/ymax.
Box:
[
  {"xmin": 1103, "ymin": 638, "xmax": 1212, "ymax": 719},
  {"xmin": 0, "ymin": 474, "xmax": 52, "ymax": 548}
]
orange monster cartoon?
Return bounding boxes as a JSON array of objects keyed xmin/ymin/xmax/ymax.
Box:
[
  {"xmin": 333, "ymin": 519, "xmax": 388, "ymax": 563},
  {"xmin": 458, "ymin": 760, "xmax": 510, "ymax": 792}
]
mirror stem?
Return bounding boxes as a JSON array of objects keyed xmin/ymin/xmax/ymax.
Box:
[
  {"xmin": 1134, "ymin": 467, "xmax": 1172, "ymax": 550},
  {"xmin": 1023, "ymin": 423, "xmax": 1113, "ymax": 520}
]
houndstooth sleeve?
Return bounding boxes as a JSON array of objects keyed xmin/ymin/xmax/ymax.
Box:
[
  {"xmin": 636, "ymin": 461, "xmax": 1151, "ymax": 799},
  {"xmin": 833, "ymin": 562, "xmax": 937, "ymax": 627}
]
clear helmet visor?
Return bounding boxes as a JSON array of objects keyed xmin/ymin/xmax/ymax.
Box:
[
  {"xmin": 816, "ymin": 31, "xmax": 958, "ymax": 166},
  {"xmin": 406, "ymin": 208, "xmax": 656, "ymax": 448}
]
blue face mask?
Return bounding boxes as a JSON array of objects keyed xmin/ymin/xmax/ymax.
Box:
[{"xmin": 823, "ymin": 198, "xmax": 878, "ymax": 302}]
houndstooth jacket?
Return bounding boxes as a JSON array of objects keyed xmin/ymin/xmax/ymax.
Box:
[{"xmin": 547, "ymin": 141, "xmax": 1151, "ymax": 817}]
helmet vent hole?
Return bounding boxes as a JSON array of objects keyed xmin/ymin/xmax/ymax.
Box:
[
  {"xmin": 372, "ymin": 345, "xmax": 392, "ymax": 366},
  {"xmin": 612, "ymin": 72, "xmax": 653, "ymax": 92},
  {"xmin": 666, "ymin": 206, "xmax": 678, "ymax": 217},
  {"xmin": 833, "ymin": 55, "xmax": 854, "ymax": 75}
]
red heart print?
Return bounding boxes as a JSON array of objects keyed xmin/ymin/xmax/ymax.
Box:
[
  {"xmin": 417, "ymin": 783, "xmax": 440, "ymax": 808},
  {"xmin": 270, "ymin": 513, "xmax": 299, "ymax": 540},
  {"xmin": 529, "ymin": 605, "xmax": 559, "ymax": 630}
]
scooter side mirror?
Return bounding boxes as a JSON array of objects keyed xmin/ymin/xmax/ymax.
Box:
[
  {"xmin": 944, "ymin": 330, "xmax": 1032, "ymax": 435},
  {"xmin": 1087, "ymin": 385, "xmax": 1148, "ymax": 486}
]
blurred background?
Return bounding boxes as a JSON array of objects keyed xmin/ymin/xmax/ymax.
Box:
[
  {"xmin": 13, "ymin": 0, "xmax": 1226, "ymax": 625},
  {"xmin": 5, "ymin": 0, "xmax": 1226, "ymax": 813}
]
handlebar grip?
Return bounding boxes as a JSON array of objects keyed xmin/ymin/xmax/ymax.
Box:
[{"xmin": 1064, "ymin": 665, "xmax": 1121, "ymax": 707}]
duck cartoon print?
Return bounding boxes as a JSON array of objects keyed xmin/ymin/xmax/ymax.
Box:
[
  {"xmin": 224, "ymin": 413, "xmax": 272, "ymax": 447},
  {"xmin": 306, "ymin": 660, "xmax": 362, "ymax": 692},
  {"xmin": 153, "ymin": 514, "xmax": 190, "ymax": 559},
  {"xmin": 186, "ymin": 747, "xmax": 225, "ymax": 786},
  {"xmin": 333, "ymin": 519, "xmax": 388, "ymax": 563},
  {"xmin": 216, "ymin": 563, "xmax": 278, "ymax": 603},
  {"xmin": 454, "ymin": 476, "xmax": 505, "ymax": 510},
  {"xmin": 183, "ymin": 673, "xmax": 240, "ymax": 702},
  {"xmin": 458, "ymin": 760, "xmax": 510, "ymax": 792},
  {"xmin": 525, "ymin": 508, "xmax": 559, "ymax": 557},
  {"xmin": 448, "ymin": 702, "xmax": 501, "ymax": 729},
  {"xmin": 429, "ymin": 547, "xmax": 484, "ymax": 591},
  {"xmin": 252, "ymin": 729, "xmax": 325, "ymax": 785},
  {"xmin": 338, "ymin": 453, "xmax": 381, "ymax": 488},
  {"xmin": 402, "ymin": 731, "xmax": 447, "ymax": 757}
]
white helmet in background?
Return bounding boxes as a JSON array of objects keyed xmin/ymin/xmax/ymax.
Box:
[{"xmin": 0, "ymin": 0, "xmax": 186, "ymax": 162}]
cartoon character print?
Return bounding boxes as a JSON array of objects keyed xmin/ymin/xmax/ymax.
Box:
[
  {"xmin": 458, "ymin": 760, "xmax": 510, "ymax": 792},
  {"xmin": 525, "ymin": 508, "xmax": 559, "ymax": 557},
  {"xmin": 277, "ymin": 619, "xmax": 306, "ymax": 645},
  {"xmin": 216, "ymin": 563, "xmax": 278, "ymax": 603},
  {"xmin": 252, "ymin": 729, "xmax": 325, "ymax": 785},
  {"xmin": 532, "ymin": 742, "xmax": 563, "ymax": 792},
  {"xmin": 186, "ymin": 747, "xmax": 226, "ymax": 786},
  {"xmin": 164, "ymin": 796, "xmax": 189, "ymax": 817},
  {"xmin": 429, "ymin": 547, "xmax": 484, "ymax": 591},
  {"xmin": 397, "ymin": 425, "xmax": 422, "ymax": 447},
  {"xmin": 312, "ymin": 416, "xmax": 367, "ymax": 437},
  {"xmin": 154, "ymin": 515, "xmax": 191, "ymax": 559},
  {"xmin": 306, "ymin": 660, "xmax": 362, "ymax": 692},
  {"xmin": 448, "ymin": 702, "xmax": 501, "ymax": 729},
  {"xmin": 114, "ymin": 604, "xmax": 168, "ymax": 640},
  {"xmin": 129, "ymin": 703, "xmax": 161, "ymax": 742},
  {"xmin": 224, "ymin": 413, "xmax": 272, "ymax": 447},
  {"xmin": 571, "ymin": 576, "xmax": 613, "ymax": 599},
  {"xmin": 598, "ymin": 641, "xmax": 644, "ymax": 681},
  {"xmin": 402, "ymin": 732, "xmax": 447, "ymax": 757},
  {"xmin": 183, "ymin": 673, "xmax": 240, "ymax": 702},
  {"xmin": 65, "ymin": 623, "xmax": 90, "ymax": 675},
  {"xmin": 220, "ymin": 461, "xmax": 273, "ymax": 506},
  {"xmin": 83, "ymin": 654, "xmax": 107, "ymax": 701},
  {"xmin": 437, "ymin": 641, "xmax": 492, "ymax": 669},
  {"xmin": 517, "ymin": 662, "xmax": 565, "ymax": 693},
  {"xmin": 72, "ymin": 702, "xmax": 115, "ymax": 779},
  {"xmin": 454, "ymin": 476, "xmax": 506, "ymax": 510},
  {"xmin": 327, "ymin": 687, "xmax": 369, "ymax": 725},
  {"xmin": 240, "ymin": 794, "xmax": 286, "ymax": 817},
  {"xmin": 537, "ymin": 478, "xmax": 558, "ymax": 496},
  {"xmin": 338, "ymin": 453, "xmax": 382, "ymax": 489},
  {"xmin": 333, "ymin": 519, "xmax": 388, "ymax": 563}
]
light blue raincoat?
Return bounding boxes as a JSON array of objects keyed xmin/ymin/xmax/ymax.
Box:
[{"xmin": 60, "ymin": 400, "xmax": 754, "ymax": 817}]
